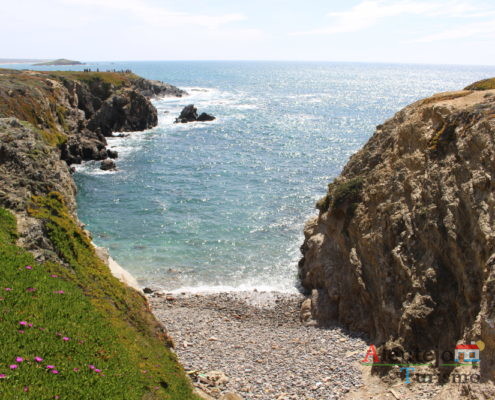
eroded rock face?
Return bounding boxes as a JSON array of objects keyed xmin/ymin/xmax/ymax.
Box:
[
  {"xmin": 87, "ymin": 89, "xmax": 158, "ymax": 136},
  {"xmin": 0, "ymin": 69, "xmax": 186, "ymax": 166},
  {"xmin": 299, "ymin": 88, "xmax": 495, "ymax": 378},
  {"xmin": 0, "ymin": 118, "xmax": 76, "ymax": 212}
]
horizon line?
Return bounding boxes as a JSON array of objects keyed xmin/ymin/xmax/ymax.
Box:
[{"xmin": 1, "ymin": 59, "xmax": 495, "ymax": 68}]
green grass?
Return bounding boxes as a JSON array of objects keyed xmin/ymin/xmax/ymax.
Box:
[
  {"xmin": 44, "ymin": 71, "xmax": 140, "ymax": 88},
  {"xmin": 464, "ymin": 78, "xmax": 495, "ymax": 91},
  {"xmin": 0, "ymin": 200, "xmax": 197, "ymax": 399},
  {"xmin": 331, "ymin": 177, "xmax": 363, "ymax": 209}
]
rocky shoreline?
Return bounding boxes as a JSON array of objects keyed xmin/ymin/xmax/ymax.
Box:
[{"xmin": 149, "ymin": 291, "xmax": 367, "ymax": 400}]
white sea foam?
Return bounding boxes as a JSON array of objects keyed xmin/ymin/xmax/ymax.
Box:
[{"xmin": 162, "ymin": 284, "xmax": 299, "ymax": 295}]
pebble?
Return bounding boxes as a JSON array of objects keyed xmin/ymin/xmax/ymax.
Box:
[{"xmin": 150, "ymin": 291, "xmax": 367, "ymax": 399}]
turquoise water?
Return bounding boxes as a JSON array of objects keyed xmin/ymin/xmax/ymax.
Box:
[{"xmin": 5, "ymin": 61, "xmax": 494, "ymax": 291}]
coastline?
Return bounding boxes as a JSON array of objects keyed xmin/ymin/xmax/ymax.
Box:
[{"xmin": 94, "ymin": 244, "xmax": 142, "ymax": 292}]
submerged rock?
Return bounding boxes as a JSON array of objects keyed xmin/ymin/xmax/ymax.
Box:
[
  {"xmin": 100, "ymin": 159, "xmax": 116, "ymax": 171},
  {"xmin": 175, "ymin": 105, "xmax": 216, "ymax": 123},
  {"xmin": 107, "ymin": 149, "xmax": 118, "ymax": 159}
]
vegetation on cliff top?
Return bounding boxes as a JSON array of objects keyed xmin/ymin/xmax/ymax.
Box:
[
  {"xmin": 0, "ymin": 68, "xmax": 140, "ymax": 148},
  {"xmin": 0, "ymin": 199, "xmax": 196, "ymax": 399},
  {"xmin": 316, "ymin": 177, "xmax": 364, "ymax": 214},
  {"xmin": 464, "ymin": 78, "xmax": 495, "ymax": 91}
]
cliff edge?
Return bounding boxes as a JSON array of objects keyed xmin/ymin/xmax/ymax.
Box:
[
  {"xmin": 299, "ymin": 80, "xmax": 495, "ymax": 383},
  {"xmin": 0, "ymin": 70, "xmax": 198, "ymax": 399}
]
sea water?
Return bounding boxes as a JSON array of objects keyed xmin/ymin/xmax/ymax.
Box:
[{"xmin": 5, "ymin": 61, "xmax": 494, "ymax": 291}]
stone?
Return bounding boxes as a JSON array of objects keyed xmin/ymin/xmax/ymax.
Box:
[
  {"xmin": 100, "ymin": 159, "xmax": 116, "ymax": 171},
  {"xmin": 193, "ymin": 388, "xmax": 216, "ymax": 400},
  {"xmin": 175, "ymin": 105, "xmax": 215, "ymax": 123},
  {"xmin": 107, "ymin": 149, "xmax": 118, "ymax": 159},
  {"xmin": 205, "ymin": 370, "xmax": 229, "ymax": 386},
  {"xmin": 175, "ymin": 104, "xmax": 198, "ymax": 123},
  {"xmin": 197, "ymin": 112, "xmax": 216, "ymax": 122},
  {"xmin": 220, "ymin": 393, "xmax": 243, "ymax": 400},
  {"xmin": 143, "ymin": 287, "xmax": 154, "ymax": 294}
]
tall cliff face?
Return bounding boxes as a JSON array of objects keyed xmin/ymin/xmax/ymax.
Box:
[
  {"xmin": 0, "ymin": 69, "xmax": 186, "ymax": 164},
  {"xmin": 299, "ymin": 84, "xmax": 495, "ymax": 378}
]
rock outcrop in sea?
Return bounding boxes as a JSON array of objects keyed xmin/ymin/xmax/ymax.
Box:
[
  {"xmin": 175, "ymin": 104, "xmax": 216, "ymax": 123},
  {"xmin": 299, "ymin": 80, "xmax": 495, "ymax": 381}
]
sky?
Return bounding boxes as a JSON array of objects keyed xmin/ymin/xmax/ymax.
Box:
[{"xmin": 2, "ymin": 0, "xmax": 495, "ymax": 65}]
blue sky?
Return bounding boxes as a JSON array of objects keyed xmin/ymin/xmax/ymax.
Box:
[{"xmin": 2, "ymin": 0, "xmax": 495, "ymax": 64}]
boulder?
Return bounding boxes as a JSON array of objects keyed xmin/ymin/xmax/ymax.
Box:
[
  {"xmin": 220, "ymin": 393, "xmax": 243, "ymax": 400},
  {"xmin": 197, "ymin": 112, "xmax": 216, "ymax": 122},
  {"xmin": 107, "ymin": 149, "xmax": 118, "ymax": 159},
  {"xmin": 100, "ymin": 159, "xmax": 116, "ymax": 171},
  {"xmin": 175, "ymin": 105, "xmax": 198, "ymax": 123},
  {"xmin": 175, "ymin": 105, "xmax": 215, "ymax": 123}
]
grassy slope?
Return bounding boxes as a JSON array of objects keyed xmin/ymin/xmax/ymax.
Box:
[
  {"xmin": 0, "ymin": 195, "xmax": 196, "ymax": 399},
  {"xmin": 464, "ymin": 78, "xmax": 495, "ymax": 90}
]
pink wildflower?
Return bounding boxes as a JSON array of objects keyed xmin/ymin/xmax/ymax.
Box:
[
  {"xmin": 19, "ymin": 321, "xmax": 27, "ymax": 326},
  {"xmin": 51, "ymin": 370, "xmax": 59, "ymax": 374},
  {"xmin": 0, "ymin": 374, "xmax": 6, "ymax": 379},
  {"xmin": 88, "ymin": 365, "xmax": 95, "ymax": 370},
  {"xmin": 46, "ymin": 365, "xmax": 55, "ymax": 370},
  {"xmin": 9, "ymin": 365, "xmax": 18, "ymax": 370},
  {"xmin": 26, "ymin": 288, "xmax": 37, "ymax": 292},
  {"xmin": 15, "ymin": 357, "xmax": 23, "ymax": 363},
  {"xmin": 53, "ymin": 290, "xmax": 65, "ymax": 294},
  {"xmin": 50, "ymin": 275, "xmax": 59, "ymax": 278},
  {"xmin": 25, "ymin": 266, "xmax": 32, "ymax": 270},
  {"xmin": 62, "ymin": 337, "xmax": 70, "ymax": 341},
  {"xmin": 18, "ymin": 330, "xmax": 24, "ymax": 334},
  {"xmin": 94, "ymin": 369, "xmax": 101, "ymax": 373},
  {"xmin": 28, "ymin": 323, "xmax": 33, "ymax": 327},
  {"xmin": 73, "ymin": 368, "xmax": 79, "ymax": 372},
  {"xmin": 4, "ymin": 288, "xmax": 12, "ymax": 291},
  {"xmin": 34, "ymin": 357, "xmax": 43, "ymax": 363},
  {"xmin": 23, "ymin": 386, "xmax": 29, "ymax": 392}
]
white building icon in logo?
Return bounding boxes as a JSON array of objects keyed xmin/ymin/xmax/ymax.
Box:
[{"xmin": 454, "ymin": 342, "xmax": 480, "ymax": 363}]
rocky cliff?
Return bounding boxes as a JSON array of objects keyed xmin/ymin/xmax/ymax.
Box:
[
  {"xmin": 0, "ymin": 69, "xmax": 185, "ymax": 164},
  {"xmin": 299, "ymin": 81, "xmax": 495, "ymax": 380}
]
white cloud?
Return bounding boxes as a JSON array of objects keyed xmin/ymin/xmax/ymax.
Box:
[
  {"xmin": 412, "ymin": 19, "xmax": 495, "ymax": 42},
  {"xmin": 291, "ymin": 0, "xmax": 495, "ymax": 36},
  {"xmin": 60, "ymin": 0, "xmax": 246, "ymax": 29}
]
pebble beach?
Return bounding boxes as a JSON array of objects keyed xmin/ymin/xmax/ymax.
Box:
[{"xmin": 150, "ymin": 291, "xmax": 368, "ymax": 400}]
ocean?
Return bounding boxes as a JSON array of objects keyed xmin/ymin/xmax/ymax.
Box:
[{"xmin": 5, "ymin": 61, "xmax": 494, "ymax": 292}]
